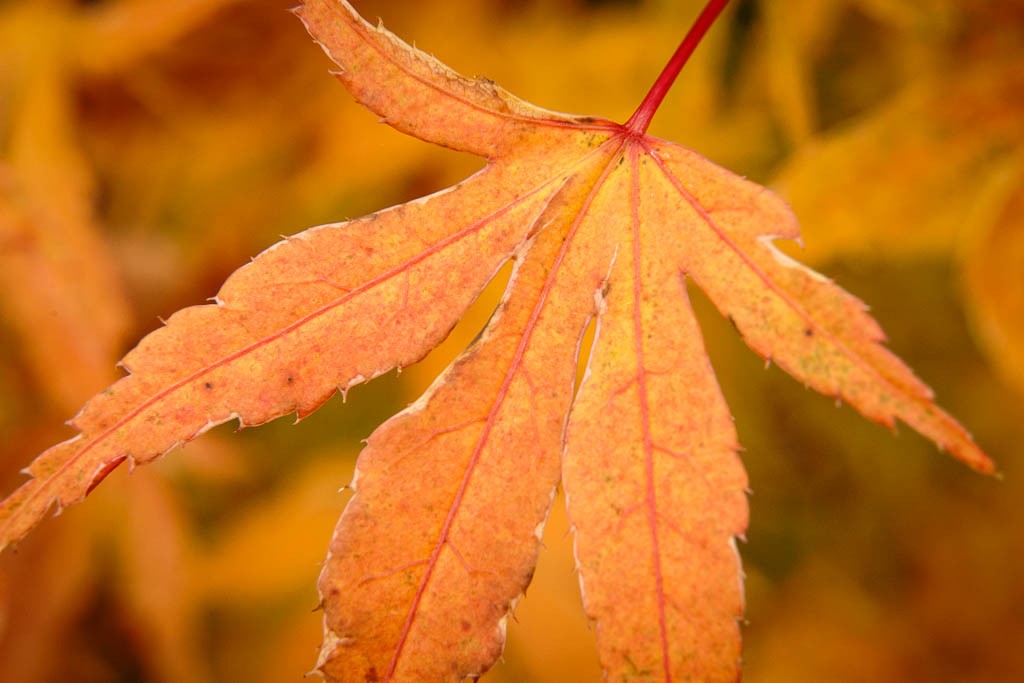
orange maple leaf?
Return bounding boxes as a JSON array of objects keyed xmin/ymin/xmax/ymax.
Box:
[{"xmin": 0, "ymin": 1, "xmax": 993, "ymax": 680}]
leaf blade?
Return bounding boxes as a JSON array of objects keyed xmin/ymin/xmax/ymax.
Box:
[
  {"xmin": 296, "ymin": 0, "xmax": 603, "ymax": 159},
  {"xmin": 0, "ymin": 166, "xmax": 563, "ymax": 551},
  {"xmin": 652, "ymin": 141, "xmax": 994, "ymax": 473},
  {"xmin": 565, "ymin": 142, "xmax": 747, "ymax": 681},
  {"xmin": 316, "ymin": 139, "xmax": 623, "ymax": 681}
]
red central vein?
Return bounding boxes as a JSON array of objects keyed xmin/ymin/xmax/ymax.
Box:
[
  {"xmin": 384, "ymin": 136, "xmax": 629, "ymax": 680},
  {"xmin": 627, "ymin": 144, "xmax": 672, "ymax": 681}
]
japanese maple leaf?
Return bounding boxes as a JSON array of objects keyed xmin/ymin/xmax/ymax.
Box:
[{"xmin": 0, "ymin": 0, "xmax": 993, "ymax": 681}]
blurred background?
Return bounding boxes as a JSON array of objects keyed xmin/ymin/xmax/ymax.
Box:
[{"xmin": 0, "ymin": 0, "xmax": 1022, "ymax": 681}]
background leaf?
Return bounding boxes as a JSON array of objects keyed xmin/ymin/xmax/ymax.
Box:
[{"xmin": 0, "ymin": 0, "xmax": 1020, "ymax": 680}]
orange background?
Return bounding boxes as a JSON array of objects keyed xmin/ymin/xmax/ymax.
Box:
[{"xmin": 1, "ymin": 1, "xmax": 1022, "ymax": 681}]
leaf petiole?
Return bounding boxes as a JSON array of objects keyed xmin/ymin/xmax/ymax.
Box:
[{"xmin": 625, "ymin": 0, "xmax": 730, "ymax": 136}]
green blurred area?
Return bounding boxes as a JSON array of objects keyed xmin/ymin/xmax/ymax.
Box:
[{"xmin": 0, "ymin": 0, "xmax": 1021, "ymax": 681}]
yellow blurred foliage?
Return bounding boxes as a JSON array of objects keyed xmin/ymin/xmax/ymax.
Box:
[{"xmin": 0, "ymin": 0, "xmax": 1021, "ymax": 681}]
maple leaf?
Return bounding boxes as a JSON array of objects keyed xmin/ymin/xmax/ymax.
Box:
[{"xmin": 0, "ymin": 0, "xmax": 994, "ymax": 680}]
